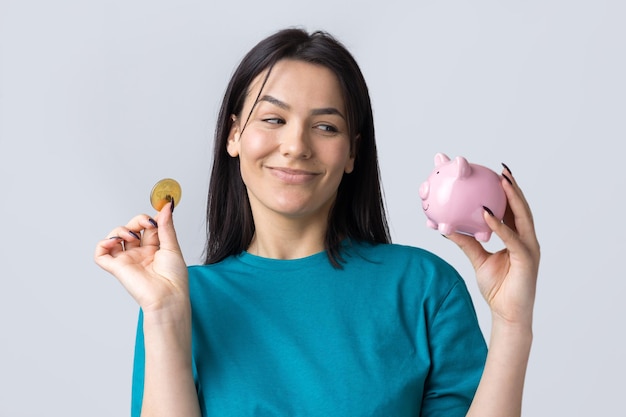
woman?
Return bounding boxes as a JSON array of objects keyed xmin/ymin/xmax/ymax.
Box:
[{"xmin": 95, "ymin": 28, "xmax": 540, "ymax": 417}]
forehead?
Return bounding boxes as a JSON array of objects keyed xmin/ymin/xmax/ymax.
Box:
[{"xmin": 246, "ymin": 59, "xmax": 345, "ymax": 109}]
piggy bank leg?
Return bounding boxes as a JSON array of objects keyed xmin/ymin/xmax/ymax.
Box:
[
  {"xmin": 438, "ymin": 223, "xmax": 454, "ymax": 236},
  {"xmin": 426, "ymin": 219, "xmax": 438, "ymax": 230},
  {"xmin": 474, "ymin": 231, "xmax": 492, "ymax": 242}
]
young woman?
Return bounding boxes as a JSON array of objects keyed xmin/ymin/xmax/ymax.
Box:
[{"xmin": 95, "ymin": 28, "xmax": 540, "ymax": 417}]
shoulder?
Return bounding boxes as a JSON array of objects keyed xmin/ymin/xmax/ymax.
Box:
[
  {"xmin": 342, "ymin": 241, "xmax": 468, "ymax": 303},
  {"xmin": 187, "ymin": 255, "xmax": 241, "ymax": 278},
  {"xmin": 186, "ymin": 255, "xmax": 243, "ymax": 287},
  {"xmin": 345, "ymin": 241, "xmax": 462, "ymax": 281}
]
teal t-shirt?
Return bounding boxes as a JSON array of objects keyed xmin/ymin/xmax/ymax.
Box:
[{"xmin": 132, "ymin": 241, "xmax": 487, "ymax": 416}]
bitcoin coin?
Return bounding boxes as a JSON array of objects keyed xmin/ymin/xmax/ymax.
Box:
[{"xmin": 149, "ymin": 178, "xmax": 182, "ymax": 211}]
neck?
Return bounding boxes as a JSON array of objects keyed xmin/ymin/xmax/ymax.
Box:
[{"xmin": 247, "ymin": 215, "xmax": 328, "ymax": 260}]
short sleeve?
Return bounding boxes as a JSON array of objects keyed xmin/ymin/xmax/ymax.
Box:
[
  {"xmin": 130, "ymin": 310, "xmax": 145, "ymax": 417},
  {"xmin": 420, "ymin": 280, "xmax": 488, "ymax": 416}
]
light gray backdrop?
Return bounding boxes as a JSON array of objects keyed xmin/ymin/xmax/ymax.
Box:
[{"xmin": 1, "ymin": 0, "xmax": 624, "ymax": 415}]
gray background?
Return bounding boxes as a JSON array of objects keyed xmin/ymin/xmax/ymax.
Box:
[{"xmin": 1, "ymin": 0, "xmax": 624, "ymax": 415}]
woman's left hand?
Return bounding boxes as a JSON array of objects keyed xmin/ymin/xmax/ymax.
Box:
[{"xmin": 446, "ymin": 165, "xmax": 540, "ymax": 327}]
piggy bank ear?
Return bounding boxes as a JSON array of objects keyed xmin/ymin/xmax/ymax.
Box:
[
  {"xmin": 454, "ymin": 156, "xmax": 472, "ymax": 179},
  {"xmin": 434, "ymin": 153, "xmax": 450, "ymax": 167}
]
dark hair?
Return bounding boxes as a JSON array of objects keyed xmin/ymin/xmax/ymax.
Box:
[{"xmin": 204, "ymin": 28, "xmax": 390, "ymax": 267}]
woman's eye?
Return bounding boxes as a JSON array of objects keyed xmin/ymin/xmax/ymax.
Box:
[
  {"xmin": 315, "ymin": 124, "xmax": 338, "ymax": 133},
  {"xmin": 263, "ymin": 118, "xmax": 284, "ymax": 125}
]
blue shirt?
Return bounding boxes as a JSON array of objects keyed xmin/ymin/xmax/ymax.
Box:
[{"xmin": 132, "ymin": 241, "xmax": 487, "ymax": 416}]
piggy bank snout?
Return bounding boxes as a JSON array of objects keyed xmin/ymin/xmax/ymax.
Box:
[{"xmin": 419, "ymin": 181, "xmax": 429, "ymax": 199}]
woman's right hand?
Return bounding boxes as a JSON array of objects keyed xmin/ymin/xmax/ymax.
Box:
[{"xmin": 94, "ymin": 202, "xmax": 189, "ymax": 314}]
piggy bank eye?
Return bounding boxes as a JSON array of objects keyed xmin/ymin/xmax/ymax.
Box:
[{"xmin": 436, "ymin": 171, "xmax": 440, "ymax": 175}]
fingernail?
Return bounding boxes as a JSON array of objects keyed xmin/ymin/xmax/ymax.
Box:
[
  {"xmin": 170, "ymin": 197, "xmax": 175, "ymax": 214},
  {"xmin": 501, "ymin": 162, "xmax": 512, "ymax": 175},
  {"xmin": 502, "ymin": 173, "xmax": 513, "ymax": 186},
  {"xmin": 483, "ymin": 206, "xmax": 495, "ymax": 217},
  {"xmin": 129, "ymin": 230, "xmax": 141, "ymax": 240},
  {"xmin": 108, "ymin": 236, "xmax": 122, "ymax": 240},
  {"xmin": 148, "ymin": 218, "xmax": 158, "ymax": 228}
]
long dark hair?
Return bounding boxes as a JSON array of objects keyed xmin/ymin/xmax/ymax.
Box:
[{"xmin": 204, "ymin": 28, "xmax": 390, "ymax": 267}]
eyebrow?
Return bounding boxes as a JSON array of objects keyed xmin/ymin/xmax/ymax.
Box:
[{"xmin": 258, "ymin": 94, "xmax": 346, "ymax": 120}]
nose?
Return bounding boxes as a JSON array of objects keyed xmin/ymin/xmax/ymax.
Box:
[
  {"xmin": 280, "ymin": 123, "xmax": 312, "ymax": 159},
  {"xmin": 419, "ymin": 181, "xmax": 430, "ymax": 200}
]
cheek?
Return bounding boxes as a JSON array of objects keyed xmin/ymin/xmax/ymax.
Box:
[
  {"xmin": 321, "ymin": 142, "xmax": 353, "ymax": 170},
  {"xmin": 240, "ymin": 131, "xmax": 276, "ymax": 158}
]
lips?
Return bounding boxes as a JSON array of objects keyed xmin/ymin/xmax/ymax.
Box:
[{"xmin": 268, "ymin": 166, "xmax": 319, "ymax": 184}]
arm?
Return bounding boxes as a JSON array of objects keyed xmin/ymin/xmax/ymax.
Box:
[
  {"xmin": 467, "ymin": 318, "xmax": 532, "ymax": 417},
  {"xmin": 446, "ymin": 166, "xmax": 540, "ymax": 417},
  {"xmin": 140, "ymin": 302, "xmax": 199, "ymax": 417},
  {"xmin": 94, "ymin": 203, "xmax": 201, "ymax": 417}
]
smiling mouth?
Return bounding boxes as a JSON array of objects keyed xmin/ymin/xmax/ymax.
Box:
[
  {"xmin": 422, "ymin": 203, "xmax": 429, "ymax": 212},
  {"xmin": 269, "ymin": 167, "xmax": 319, "ymax": 183},
  {"xmin": 271, "ymin": 167, "xmax": 316, "ymax": 175}
]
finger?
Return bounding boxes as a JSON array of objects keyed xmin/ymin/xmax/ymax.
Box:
[
  {"xmin": 94, "ymin": 212, "xmax": 159, "ymax": 258},
  {"xmin": 141, "ymin": 225, "xmax": 159, "ymax": 248},
  {"xmin": 133, "ymin": 214, "xmax": 160, "ymax": 247},
  {"xmin": 500, "ymin": 171, "xmax": 538, "ymax": 249},
  {"xmin": 485, "ymin": 208, "xmax": 540, "ymax": 295},
  {"xmin": 122, "ymin": 228, "xmax": 142, "ymax": 250},
  {"xmin": 104, "ymin": 225, "xmax": 138, "ymax": 247},
  {"xmin": 100, "ymin": 225, "xmax": 142, "ymax": 250},
  {"xmin": 155, "ymin": 201, "xmax": 182, "ymax": 254},
  {"xmin": 121, "ymin": 214, "xmax": 160, "ymax": 249},
  {"xmin": 482, "ymin": 208, "xmax": 535, "ymax": 263},
  {"xmin": 94, "ymin": 236, "xmax": 125, "ymax": 273},
  {"xmin": 446, "ymin": 231, "xmax": 491, "ymax": 271},
  {"xmin": 501, "ymin": 199, "xmax": 516, "ymax": 233},
  {"xmin": 124, "ymin": 214, "xmax": 159, "ymax": 236},
  {"xmin": 501, "ymin": 167, "xmax": 533, "ymax": 223}
]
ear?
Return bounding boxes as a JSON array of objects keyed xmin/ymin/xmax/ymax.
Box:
[
  {"xmin": 344, "ymin": 134, "xmax": 359, "ymax": 174},
  {"xmin": 454, "ymin": 156, "xmax": 472, "ymax": 178},
  {"xmin": 344, "ymin": 155, "xmax": 355, "ymax": 174},
  {"xmin": 226, "ymin": 115, "xmax": 241, "ymax": 157},
  {"xmin": 434, "ymin": 153, "xmax": 450, "ymax": 167}
]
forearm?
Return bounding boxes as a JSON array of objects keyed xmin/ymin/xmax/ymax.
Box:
[
  {"xmin": 466, "ymin": 317, "xmax": 533, "ymax": 417},
  {"xmin": 140, "ymin": 302, "xmax": 201, "ymax": 417}
]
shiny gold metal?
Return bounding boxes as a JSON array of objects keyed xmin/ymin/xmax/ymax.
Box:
[{"xmin": 150, "ymin": 178, "xmax": 182, "ymax": 211}]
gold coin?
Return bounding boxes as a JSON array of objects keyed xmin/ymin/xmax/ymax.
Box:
[{"xmin": 150, "ymin": 178, "xmax": 182, "ymax": 211}]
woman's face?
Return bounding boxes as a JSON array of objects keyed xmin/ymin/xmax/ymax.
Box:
[{"xmin": 227, "ymin": 59, "xmax": 354, "ymax": 225}]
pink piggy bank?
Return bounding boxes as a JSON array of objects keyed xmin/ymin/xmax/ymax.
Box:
[{"xmin": 419, "ymin": 153, "xmax": 506, "ymax": 242}]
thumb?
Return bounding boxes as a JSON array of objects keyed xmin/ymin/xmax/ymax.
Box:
[
  {"xmin": 156, "ymin": 201, "xmax": 182, "ymax": 253},
  {"xmin": 446, "ymin": 231, "xmax": 490, "ymax": 272}
]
